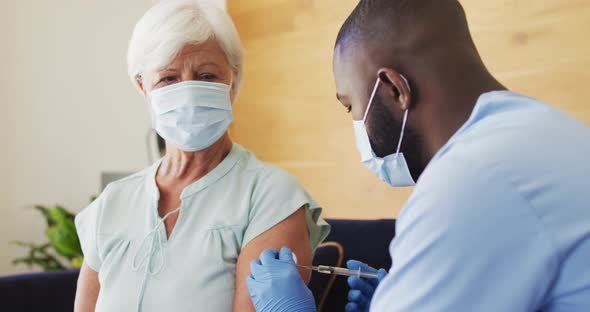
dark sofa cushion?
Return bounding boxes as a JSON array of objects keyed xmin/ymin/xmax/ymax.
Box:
[{"xmin": 0, "ymin": 269, "xmax": 79, "ymax": 311}]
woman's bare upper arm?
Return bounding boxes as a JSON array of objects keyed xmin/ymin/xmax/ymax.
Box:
[
  {"xmin": 233, "ymin": 207, "xmax": 311, "ymax": 312},
  {"xmin": 74, "ymin": 262, "xmax": 100, "ymax": 312}
]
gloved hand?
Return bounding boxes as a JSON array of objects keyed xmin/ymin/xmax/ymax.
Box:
[
  {"xmin": 247, "ymin": 246, "xmax": 316, "ymax": 312},
  {"xmin": 345, "ymin": 260, "xmax": 388, "ymax": 312}
]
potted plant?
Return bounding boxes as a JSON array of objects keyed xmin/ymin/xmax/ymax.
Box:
[{"xmin": 12, "ymin": 205, "xmax": 84, "ymax": 271}]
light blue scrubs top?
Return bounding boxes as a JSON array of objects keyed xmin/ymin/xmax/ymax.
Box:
[
  {"xmin": 75, "ymin": 144, "xmax": 330, "ymax": 312},
  {"xmin": 372, "ymin": 91, "xmax": 590, "ymax": 311}
]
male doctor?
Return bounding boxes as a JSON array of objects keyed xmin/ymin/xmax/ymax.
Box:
[{"xmin": 246, "ymin": 0, "xmax": 590, "ymax": 311}]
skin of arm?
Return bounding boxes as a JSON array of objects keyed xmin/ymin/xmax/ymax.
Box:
[
  {"xmin": 233, "ymin": 207, "xmax": 312, "ymax": 312},
  {"xmin": 74, "ymin": 262, "xmax": 100, "ymax": 312}
]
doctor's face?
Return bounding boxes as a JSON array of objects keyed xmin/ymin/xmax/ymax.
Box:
[{"xmin": 333, "ymin": 44, "xmax": 427, "ymax": 181}]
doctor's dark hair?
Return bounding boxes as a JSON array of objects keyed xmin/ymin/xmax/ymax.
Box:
[{"xmin": 335, "ymin": 0, "xmax": 475, "ymax": 54}]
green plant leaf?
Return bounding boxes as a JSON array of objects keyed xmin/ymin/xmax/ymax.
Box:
[{"xmin": 13, "ymin": 204, "xmax": 83, "ymax": 271}]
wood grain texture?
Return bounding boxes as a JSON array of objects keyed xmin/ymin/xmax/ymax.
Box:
[{"xmin": 227, "ymin": 0, "xmax": 590, "ymax": 219}]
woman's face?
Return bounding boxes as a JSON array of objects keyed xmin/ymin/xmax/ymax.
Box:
[{"xmin": 139, "ymin": 40, "xmax": 235, "ymax": 101}]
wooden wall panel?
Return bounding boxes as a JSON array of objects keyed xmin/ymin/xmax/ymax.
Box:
[{"xmin": 227, "ymin": 0, "xmax": 590, "ymax": 219}]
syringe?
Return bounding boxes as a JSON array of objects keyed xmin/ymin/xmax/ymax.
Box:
[{"xmin": 297, "ymin": 264, "xmax": 379, "ymax": 279}]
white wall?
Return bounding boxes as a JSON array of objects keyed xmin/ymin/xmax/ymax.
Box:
[
  {"xmin": 0, "ymin": 0, "xmax": 15, "ymax": 276},
  {"xmin": 0, "ymin": 0, "xmax": 156, "ymax": 275}
]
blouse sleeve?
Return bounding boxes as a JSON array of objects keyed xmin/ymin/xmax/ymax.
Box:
[
  {"xmin": 75, "ymin": 191, "xmax": 105, "ymax": 272},
  {"xmin": 242, "ymin": 167, "xmax": 330, "ymax": 251}
]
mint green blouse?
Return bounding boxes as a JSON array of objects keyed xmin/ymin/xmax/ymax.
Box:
[{"xmin": 75, "ymin": 144, "xmax": 330, "ymax": 311}]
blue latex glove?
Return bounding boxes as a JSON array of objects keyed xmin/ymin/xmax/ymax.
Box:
[
  {"xmin": 247, "ymin": 246, "xmax": 316, "ymax": 312},
  {"xmin": 345, "ymin": 260, "xmax": 388, "ymax": 312}
]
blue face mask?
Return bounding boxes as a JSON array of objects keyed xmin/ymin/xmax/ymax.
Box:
[
  {"xmin": 150, "ymin": 80, "xmax": 233, "ymax": 152},
  {"xmin": 352, "ymin": 78, "xmax": 416, "ymax": 187}
]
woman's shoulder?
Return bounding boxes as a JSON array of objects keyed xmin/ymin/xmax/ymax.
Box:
[
  {"xmin": 99, "ymin": 162, "xmax": 162, "ymax": 205},
  {"xmin": 235, "ymin": 145, "xmax": 301, "ymax": 188},
  {"xmin": 104, "ymin": 166, "xmax": 153, "ymax": 193},
  {"xmin": 76, "ymin": 166, "xmax": 154, "ymax": 226},
  {"xmin": 235, "ymin": 146, "xmax": 329, "ymax": 249}
]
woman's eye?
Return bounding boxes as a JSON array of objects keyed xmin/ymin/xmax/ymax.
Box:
[
  {"xmin": 156, "ymin": 76, "xmax": 178, "ymax": 86},
  {"xmin": 199, "ymin": 73, "xmax": 217, "ymax": 81},
  {"xmin": 162, "ymin": 76, "xmax": 177, "ymax": 83}
]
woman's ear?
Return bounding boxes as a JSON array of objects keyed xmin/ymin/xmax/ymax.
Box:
[
  {"xmin": 377, "ymin": 68, "xmax": 412, "ymax": 111},
  {"xmin": 229, "ymin": 69, "xmax": 238, "ymax": 103},
  {"xmin": 136, "ymin": 75, "xmax": 149, "ymax": 97},
  {"xmin": 136, "ymin": 75, "xmax": 144, "ymax": 91}
]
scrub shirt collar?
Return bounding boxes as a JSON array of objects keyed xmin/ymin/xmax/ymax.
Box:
[{"xmin": 430, "ymin": 90, "xmax": 519, "ymax": 162}]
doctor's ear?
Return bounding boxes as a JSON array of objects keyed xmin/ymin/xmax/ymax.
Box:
[{"xmin": 377, "ymin": 68, "xmax": 412, "ymax": 111}]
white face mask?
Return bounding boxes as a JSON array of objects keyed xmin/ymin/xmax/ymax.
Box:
[
  {"xmin": 352, "ymin": 78, "xmax": 416, "ymax": 187},
  {"xmin": 150, "ymin": 80, "xmax": 233, "ymax": 152}
]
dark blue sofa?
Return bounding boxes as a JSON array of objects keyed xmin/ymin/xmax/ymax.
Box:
[{"xmin": 0, "ymin": 219, "xmax": 395, "ymax": 312}]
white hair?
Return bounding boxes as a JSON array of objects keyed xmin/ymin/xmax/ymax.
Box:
[{"xmin": 127, "ymin": 0, "xmax": 244, "ymax": 95}]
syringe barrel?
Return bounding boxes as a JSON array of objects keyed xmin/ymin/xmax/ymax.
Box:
[
  {"xmin": 333, "ymin": 266, "xmax": 379, "ymax": 279},
  {"xmin": 316, "ymin": 265, "xmax": 379, "ymax": 279},
  {"xmin": 331, "ymin": 267, "xmax": 359, "ymax": 277}
]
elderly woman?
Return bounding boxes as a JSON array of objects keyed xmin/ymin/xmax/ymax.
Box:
[{"xmin": 73, "ymin": 1, "xmax": 329, "ymax": 311}]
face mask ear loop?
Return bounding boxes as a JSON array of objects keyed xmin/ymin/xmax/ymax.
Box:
[
  {"xmin": 395, "ymin": 109, "xmax": 409, "ymax": 155},
  {"xmin": 363, "ymin": 78, "xmax": 381, "ymax": 122},
  {"xmin": 400, "ymin": 74, "xmax": 411, "ymax": 92}
]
